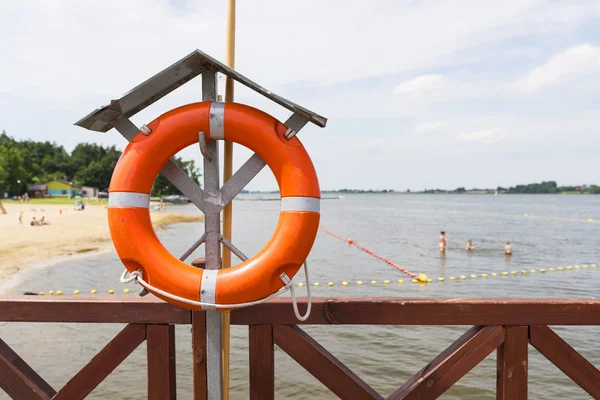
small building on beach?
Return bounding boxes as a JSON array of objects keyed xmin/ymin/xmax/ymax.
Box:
[{"xmin": 46, "ymin": 179, "xmax": 81, "ymax": 196}]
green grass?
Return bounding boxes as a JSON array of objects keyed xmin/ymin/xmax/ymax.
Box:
[
  {"xmin": 2, "ymin": 198, "xmax": 108, "ymax": 205},
  {"xmin": 560, "ymin": 191, "xmax": 582, "ymax": 195}
]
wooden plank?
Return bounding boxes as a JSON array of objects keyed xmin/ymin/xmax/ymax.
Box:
[
  {"xmin": 388, "ymin": 325, "xmax": 504, "ymax": 400},
  {"xmin": 0, "ymin": 338, "xmax": 56, "ymax": 400},
  {"xmin": 249, "ymin": 325, "xmax": 274, "ymax": 400},
  {"xmin": 529, "ymin": 325, "xmax": 600, "ymax": 399},
  {"xmin": 2, "ymin": 297, "xmax": 600, "ymax": 326},
  {"xmin": 274, "ymin": 325, "xmax": 383, "ymax": 400},
  {"xmin": 231, "ymin": 298, "xmax": 600, "ymax": 326},
  {"xmin": 496, "ymin": 326, "xmax": 528, "ymax": 400},
  {"xmin": 147, "ymin": 324, "xmax": 176, "ymax": 400},
  {"xmin": 53, "ymin": 324, "xmax": 146, "ymax": 400},
  {"xmin": 192, "ymin": 311, "xmax": 207, "ymax": 400},
  {"xmin": 0, "ymin": 296, "xmax": 190, "ymax": 324}
]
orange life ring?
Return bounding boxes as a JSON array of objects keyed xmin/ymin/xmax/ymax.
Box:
[{"xmin": 108, "ymin": 102, "xmax": 320, "ymax": 310}]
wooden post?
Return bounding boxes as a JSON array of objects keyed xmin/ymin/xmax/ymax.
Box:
[
  {"xmin": 192, "ymin": 311, "xmax": 208, "ymax": 400},
  {"xmin": 249, "ymin": 325, "xmax": 274, "ymax": 400},
  {"xmin": 222, "ymin": 0, "xmax": 236, "ymax": 398},
  {"xmin": 147, "ymin": 324, "xmax": 176, "ymax": 399},
  {"xmin": 496, "ymin": 326, "xmax": 528, "ymax": 400}
]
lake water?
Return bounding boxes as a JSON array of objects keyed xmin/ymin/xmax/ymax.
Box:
[{"xmin": 1, "ymin": 194, "xmax": 599, "ymax": 399}]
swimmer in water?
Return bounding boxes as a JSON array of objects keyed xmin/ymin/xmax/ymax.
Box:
[
  {"xmin": 504, "ymin": 241, "xmax": 512, "ymax": 255},
  {"xmin": 466, "ymin": 239, "xmax": 475, "ymax": 251},
  {"xmin": 439, "ymin": 231, "xmax": 446, "ymax": 253}
]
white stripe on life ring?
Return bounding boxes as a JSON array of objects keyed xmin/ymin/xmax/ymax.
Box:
[
  {"xmin": 281, "ymin": 197, "xmax": 320, "ymax": 213},
  {"xmin": 209, "ymin": 102, "xmax": 225, "ymax": 140},
  {"xmin": 108, "ymin": 192, "xmax": 150, "ymax": 208}
]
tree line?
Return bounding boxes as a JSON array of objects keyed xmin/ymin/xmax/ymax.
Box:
[{"xmin": 0, "ymin": 131, "xmax": 201, "ymax": 197}]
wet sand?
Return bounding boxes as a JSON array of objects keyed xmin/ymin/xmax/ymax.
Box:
[{"xmin": 0, "ymin": 202, "xmax": 203, "ymax": 281}]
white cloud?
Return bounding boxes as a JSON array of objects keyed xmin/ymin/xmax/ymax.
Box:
[
  {"xmin": 394, "ymin": 74, "xmax": 449, "ymax": 95},
  {"xmin": 414, "ymin": 122, "xmax": 448, "ymax": 133},
  {"xmin": 516, "ymin": 44, "xmax": 600, "ymax": 92},
  {"xmin": 457, "ymin": 129, "xmax": 506, "ymax": 144}
]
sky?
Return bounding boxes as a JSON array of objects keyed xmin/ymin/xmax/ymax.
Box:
[{"xmin": 1, "ymin": 0, "xmax": 599, "ymax": 191}]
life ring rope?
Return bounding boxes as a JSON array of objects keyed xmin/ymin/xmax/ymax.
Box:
[{"xmin": 119, "ymin": 260, "xmax": 313, "ymax": 321}]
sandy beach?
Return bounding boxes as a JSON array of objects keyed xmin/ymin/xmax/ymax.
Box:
[{"xmin": 0, "ymin": 202, "xmax": 203, "ymax": 282}]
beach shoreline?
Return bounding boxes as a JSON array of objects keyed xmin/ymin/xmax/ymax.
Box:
[{"xmin": 0, "ymin": 202, "xmax": 203, "ymax": 290}]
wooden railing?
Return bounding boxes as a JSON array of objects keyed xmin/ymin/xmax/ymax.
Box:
[{"xmin": 1, "ymin": 296, "xmax": 600, "ymax": 399}]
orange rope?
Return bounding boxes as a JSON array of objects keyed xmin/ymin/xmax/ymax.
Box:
[{"xmin": 319, "ymin": 226, "xmax": 419, "ymax": 279}]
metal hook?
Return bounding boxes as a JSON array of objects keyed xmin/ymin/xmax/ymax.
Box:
[{"xmin": 199, "ymin": 131, "xmax": 212, "ymax": 161}]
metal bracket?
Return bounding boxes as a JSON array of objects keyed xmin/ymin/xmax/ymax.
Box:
[
  {"xmin": 284, "ymin": 113, "xmax": 309, "ymax": 140},
  {"xmin": 199, "ymin": 132, "xmax": 212, "ymax": 161},
  {"xmin": 112, "ymin": 116, "xmax": 206, "ymax": 213},
  {"xmin": 218, "ymin": 235, "xmax": 249, "ymax": 262},
  {"xmin": 216, "ymin": 112, "xmax": 310, "ymax": 211}
]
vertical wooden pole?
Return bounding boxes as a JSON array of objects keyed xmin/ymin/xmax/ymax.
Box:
[
  {"xmin": 222, "ymin": 0, "xmax": 236, "ymax": 399},
  {"xmin": 147, "ymin": 324, "xmax": 176, "ymax": 400},
  {"xmin": 497, "ymin": 326, "xmax": 528, "ymax": 400},
  {"xmin": 192, "ymin": 311, "xmax": 208, "ymax": 400},
  {"xmin": 249, "ymin": 325, "xmax": 275, "ymax": 400}
]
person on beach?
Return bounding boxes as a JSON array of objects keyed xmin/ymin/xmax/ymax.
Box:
[
  {"xmin": 18, "ymin": 212, "xmax": 23, "ymax": 226},
  {"xmin": 504, "ymin": 241, "xmax": 512, "ymax": 255},
  {"xmin": 466, "ymin": 239, "xmax": 475, "ymax": 251},
  {"xmin": 439, "ymin": 231, "xmax": 446, "ymax": 253}
]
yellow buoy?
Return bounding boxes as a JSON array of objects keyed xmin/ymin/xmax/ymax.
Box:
[
  {"xmin": 549, "ymin": 268, "xmax": 555, "ymax": 272},
  {"xmin": 397, "ymin": 279, "xmax": 404, "ymax": 284},
  {"xmin": 49, "ymin": 290, "xmax": 54, "ymax": 295},
  {"xmin": 437, "ymin": 277, "xmax": 445, "ymax": 282},
  {"xmin": 502, "ymin": 272, "xmax": 509, "ymax": 276},
  {"xmin": 524, "ymin": 213, "xmax": 528, "ymax": 217},
  {"xmin": 589, "ymin": 218, "xmax": 594, "ymax": 222},
  {"xmin": 342, "ymin": 281, "xmax": 348, "ymax": 286},
  {"xmin": 56, "ymin": 290, "xmax": 63, "ymax": 296},
  {"xmin": 583, "ymin": 265, "xmax": 589, "ymax": 269},
  {"xmin": 357, "ymin": 280, "xmax": 363, "ymax": 285},
  {"xmin": 592, "ymin": 264, "xmax": 597, "ymax": 268},
  {"xmin": 108, "ymin": 289, "xmax": 115, "ymax": 294},
  {"xmin": 540, "ymin": 269, "xmax": 546, "ymax": 273},
  {"xmin": 521, "ymin": 270, "xmax": 527, "ymax": 275},
  {"xmin": 384, "ymin": 280, "xmax": 390, "ymax": 285},
  {"xmin": 328, "ymin": 282, "xmax": 334, "ymax": 287},
  {"xmin": 566, "ymin": 266, "xmax": 573, "ymax": 270},
  {"xmin": 558, "ymin": 267, "xmax": 564, "ymax": 271},
  {"xmin": 371, "ymin": 280, "xmax": 377, "ymax": 285},
  {"xmin": 491, "ymin": 273, "xmax": 498, "ymax": 277},
  {"xmin": 427, "ymin": 278, "xmax": 432, "ymax": 283},
  {"xmin": 124, "ymin": 288, "xmax": 130, "ymax": 294},
  {"xmin": 470, "ymin": 274, "xmax": 477, "ymax": 279},
  {"xmin": 481, "ymin": 274, "xmax": 488, "ymax": 278},
  {"xmin": 412, "ymin": 279, "xmax": 418, "ymax": 283},
  {"xmin": 418, "ymin": 273, "xmax": 428, "ymax": 283},
  {"xmin": 460, "ymin": 275, "xmax": 466, "ymax": 280},
  {"xmin": 298, "ymin": 282, "xmax": 304, "ymax": 287},
  {"xmin": 90, "ymin": 289, "xmax": 97, "ymax": 294},
  {"xmin": 449, "ymin": 276, "xmax": 456, "ymax": 280},
  {"xmin": 530, "ymin": 269, "xmax": 536, "ymax": 273},
  {"xmin": 574, "ymin": 265, "xmax": 580, "ymax": 269},
  {"xmin": 73, "ymin": 290, "xmax": 80, "ymax": 295},
  {"xmin": 511, "ymin": 271, "xmax": 517, "ymax": 275},
  {"xmin": 314, "ymin": 282, "xmax": 320, "ymax": 287},
  {"xmin": 39, "ymin": 291, "xmax": 45, "ymax": 296}
]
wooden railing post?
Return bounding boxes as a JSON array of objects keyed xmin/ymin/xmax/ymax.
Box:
[
  {"xmin": 192, "ymin": 311, "xmax": 208, "ymax": 400},
  {"xmin": 497, "ymin": 326, "xmax": 528, "ymax": 400},
  {"xmin": 147, "ymin": 324, "xmax": 176, "ymax": 399},
  {"xmin": 249, "ymin": 325, "xmax": 274, "ymax": 400}
]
